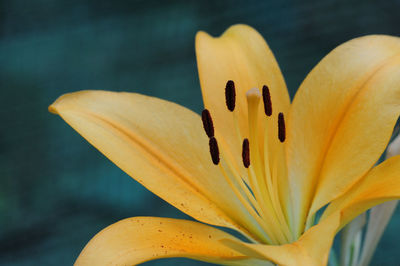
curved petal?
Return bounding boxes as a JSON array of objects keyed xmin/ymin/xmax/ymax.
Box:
[
  {"xmin": 222, "ymin": 212, "xmax": 341, "ymax": 266},
  {"xmin": 321, "ymin": 155, "xmax": 400, "ymax": 230},
  {"xmin": 75, "ymin": 217, "xmax": 266, "ymax": 265},
  {"xmin": 196, "ymin": 24, "xmax": 290, "ymax": 177},
  {"xmin": 287, "ymin": 35, "xmax": 400, "ymax": 234},
  {"xmin": 49, "ymin": 91, "xmax": 260, "ymax": 237}
]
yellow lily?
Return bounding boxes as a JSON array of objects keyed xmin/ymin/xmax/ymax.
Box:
[{"xmin": 49, "ymin": 25, "xmax": 400, "ymax": 266}]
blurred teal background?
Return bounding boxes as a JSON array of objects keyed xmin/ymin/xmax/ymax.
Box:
[{"xmin": 1, "ymin": 0, "xmax": 400, "ymax": 265}]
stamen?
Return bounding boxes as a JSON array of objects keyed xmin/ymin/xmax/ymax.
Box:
[
  {"xmin": 209, "ymin": 137, "xmax": 220, "ymax": 165},
  {"xmin": 263, "ymin": 111, "xmax": 293, "ymax": 242},
  {"xmin": 217, "ymin": 160, "xmax": 274, "ymax": 244},
  {"xmin": 201, "ymin": 109, "xmax": 214, "ymax": 138},
  {"xmin": 262, "ymin": 85, "xmax": 272, "ymax": 116},
  {"xmin": 242, "ymin": 138, "xmax": 250, "ymax": 168},
  {"xmin": 225, "ymin": 80, "xmax": 236, "ymax": 112},
  {"xmin": 278, "ymin": 113, "xmax": 286, "ymax": 142}
]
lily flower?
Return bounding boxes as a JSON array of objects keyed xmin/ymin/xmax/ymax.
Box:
[{"xmin": 49, "ymin": 25, "xmax": 400, "ymax": 265}]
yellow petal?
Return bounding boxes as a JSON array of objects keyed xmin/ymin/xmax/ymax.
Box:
[
  {"xmin": 287, "ymin": 35, "xmax": 400, "ymax": 234},
  {"xmin": 222, "ymin": 212, "xmax": 341, "ymax": 266},
  {"xmin": 321, "ymin": 155, "xmax": 400, "ymax": 229},
  {"xmin": 49, "ymin": 91, "xmax": 260, "ymax": 237},
  {"xmin": 75, "ymin": 217, "xmax": 266, "ymax": 265},
  {"xmin": 196, "ymin": 24, "xmax": 290, "ymax": 177}
]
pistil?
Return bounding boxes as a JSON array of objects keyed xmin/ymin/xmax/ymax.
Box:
[{"xmin": 245, "ymin": 88, "xmax": 267, "ymax": 199}]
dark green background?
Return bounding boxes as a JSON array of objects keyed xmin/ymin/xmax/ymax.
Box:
[{"xmin": 1, "ymin": 0, "xmax": 399, "ymax": 265}]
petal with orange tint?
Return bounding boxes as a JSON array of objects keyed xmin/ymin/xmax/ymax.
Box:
[
  {"xmin": 75, "ymin": 217, "xmax": 267, "ymax": 266},
  {"xmin": 321, "ymin": 155, "xmax": 400, "ymax": 230},
  {"xmin": 287, "ymin": 35, "xmax": 400, "ymax": 234},
  {"xmin": 49, "ymin": 91, "xmax": 261, "ymax": 238}
]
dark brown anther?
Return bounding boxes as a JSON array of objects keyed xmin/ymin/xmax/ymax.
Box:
[
  {"xmin": 201, "ymin": 109, "xmax": 214, "ymax": 138},
  {"xmin": 225, "ymin": 80, "xmax": 236, "ymax": 112},
  {"xmin": 242, "ymin": 138, "xmax": 250, "ymax": 168},
  {"xmin": 209, "ymin": 137, "xmax": 220, "ymax": 165},
  {"xmin": 278, "ymin": 112, "xmax": 286, "ymax": 143},
  {"xmin": 262, "ymin": 85, "xmax": 272, "ymax": 116}
]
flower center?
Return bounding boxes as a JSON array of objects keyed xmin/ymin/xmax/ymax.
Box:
[{"xmin": 201, "ymin": 80, "xmax": 293, "ymax": 245}]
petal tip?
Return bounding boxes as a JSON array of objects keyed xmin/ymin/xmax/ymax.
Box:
[
  {"xmin": 225, "ymin": 24, "xmax": 256, "ymax": 32},
  {"xmin": 195, "ymin": 24, "xmax": 256, "ymax": 41},
  {"xmin": 48, "ymin": 92, "xmax": 75, "ymax": 115},
  {"xmin": 222, "ymin": 24, "xmax": 262, "ymax": 38},
  {"xmin": 48, "ymin": 90, "xmax": 96, "ymax": 115},
  {"xmin": 195, "ymin": 30, "xmax": 213, "ymax": 47},
  {"xmin": 48, "ymin": 103, "xmax": 58, "ymax": 114}
]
